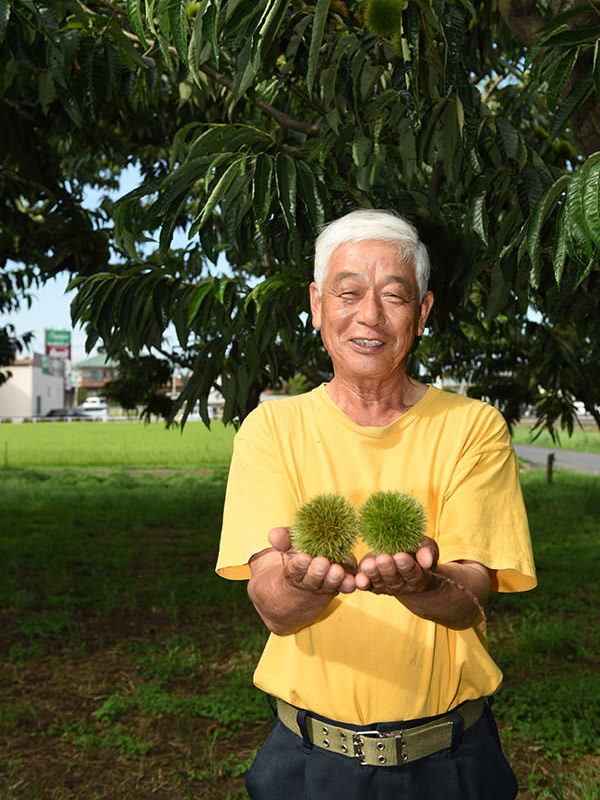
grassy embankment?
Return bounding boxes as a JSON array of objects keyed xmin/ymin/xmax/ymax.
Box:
[{"xmin": 0, "ymin": 421, "xmax": 598, "ymax": 799}]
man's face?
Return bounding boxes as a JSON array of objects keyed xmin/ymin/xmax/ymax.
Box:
[{"xmin": 309, "ymin": 239, "xmax": 434, "ymax": 386}]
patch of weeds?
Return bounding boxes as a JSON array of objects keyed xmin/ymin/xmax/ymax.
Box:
[
  {"xmin": 6, "ymin": 587, "xmax": 37, "ymax": 608},
  {"xmin": 93, "ymin": 668, "xmax": 266, "ymax": 732},
  {"xmin": 132, "ymin": 683, "xmax": 178, "ymax": 715},
  {"xmin": 126, "ymin": 635, "xmax": 205, "ymax": 680},
  {"xmin": 0, "ymin": 703, "xmax": 38, "ymax": 726},
  {"xmin": 227, "ymin": 619, "xmax": 268, "ymax": 659},
  {"xmin": 561, "ymin": 768, "xmax": 600, "ymax": 800},
  {"xmin": 186, "ymin": 668, "xmax": 268, "ymax": 731},
  {"xmin": 68, "ymin": 721, "xmax": 153, "ymax": 759},
  {"xmin": 19, "ymin": 609, "xmax": 78, "ymax": 639},
  {"xmin": 93, "ymin": 691, "xmax": 130, "ymax": 722},
  {"xmin": 496, "ymin": 670, "xmax": 600, "ymax": 757},
  {"xmin": 9, "ymin": 641, "xmax": 45, "ymax": 666},
  {"xmin": 490, "ymin": 609, "xmax": 597, "ymax": 671},
  {"xmin": 185, "ymin": 728, "xmax": 255, "ymax": 787},
  {"xmin": 222, "ymin": 752, "xmax": 256, "ymax": 778},
  {"xmin": 527, "ymin": 762, "xmax": 600, "ymax": 799}
]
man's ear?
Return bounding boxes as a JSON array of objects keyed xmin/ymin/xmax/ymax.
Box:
[
  {"xmin": 417, "ymin": 291, "xmax": 434, "ymax": 337},
  {"xmin": 309, "ymin": 282, "xmax": 322, "ymax": 330}
]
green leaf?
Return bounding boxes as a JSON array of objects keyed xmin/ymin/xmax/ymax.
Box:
[
  {"xmin": 553, "ymin": 206, "xmax": 568, "ymax": 284},
  {"xmin": 546, "ymin": 49, "xmax": 578, "ymax": 110},
  {"xmin": 575, "ymin": 255, "xmax": 596, "ymax": 287},
  {"xmin": 256, "ymin": 0, "xmax": 290, "ymax": 53},
  {"xmin": 275, "ymin": 153, "xmax": 297, "ymax": 232},
  {"xmin": 580, "ymin": 154, "xmax": 600, "ymax": 248},
  {"xmin": 517, "ymin": 164, "xmax": 546, "ymax": 217},
  {"xmin": 38, "ymin": 70, "xmax": 57, "ymax": 114},
  {"xmin": 187, "ymin": 279, "xmax": 216, "ymax": 325},
  {"xmin": 188, "ymin": 124, "xmax": 273, "ymax": 159},
  {"xmin": 145, "ymin": 0, "xmax": 160, "ymax": 38},
  {"xmin": 188, "ymin": 0, "xmax": 211, "ymax": 81},
  {"xmin": 495, "ymin": 117, "xmax": 520, "ymax": 163},
  {"xmin": 526, "ymin": 174, "xmax": 569, "ymax": 285},
  {"xmin": 419, "ymin": 99, "xmax": 449, "ymax": 164},
  {"xmin": 244, "ymin": 0, "xmax": 290, "ymax": 91},
  {"xmin": 233, "ymin": 37, "xmax": 256, "ymax": 97},
  {"xmin": 126, "ymin": 0, "xmax": 148, "ymax": 49},
  {"xmin": 538, "ymin": 26, "xmax": 600, "ymax": 49},
  {"xmin": 471, "ymin": 175, "xmax": 489, "ymax": 246},
  {"xmin": 307, "ymin": 0, "xmax": 330, "ymax": 96},
  {"xmin": 204, "ymin": 0, "xmax": 220, "ymax": 67},
  {"xmin": 252, "ymin": 153, "xmax": 273, "ymax": 224},
  {"xmin": 550, "ymin": 72, "xmax": 593, "ymax": 140},
  {"xmin": 565, "ymin": 165, "xmax": 592, "ymax": 259},
  {"xmin": 352, "ymin": 134, "xmax": 371, "ymax": 168},
  {"xmin": 167, "ymin": 0, "xmax": 189, "ymax": 65},
  {"xmin": 296, "ymin": 161, "xmax": 324, "ymax": 234},
  {"xmin": 58, "ymin": 89, "xmax": 84, "ymax": 127},
  {"xmin": 147, "ymin": 165, "xmax": 202, "ymax": 229},
  {"xmin": 191, "ymin": 158, "xmax": 244, "ymax": 235}
]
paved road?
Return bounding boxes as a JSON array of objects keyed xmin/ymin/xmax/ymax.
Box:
[{"xmin": 514, "ymin": 443, "xmax": 600, "ymax": 476}]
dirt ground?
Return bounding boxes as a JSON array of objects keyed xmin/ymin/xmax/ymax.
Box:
[
  {"xmin": 1, "ymin": 606, "xmax": 596, "ymax": 799},
  {"xmin": 0, "ymin": 605, "xmax": 267, "ymax": 799}
]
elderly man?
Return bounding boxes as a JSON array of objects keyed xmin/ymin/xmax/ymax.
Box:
[{"xmin": 216, "ymin": 209, "xmax": 536, "ymax": 799}]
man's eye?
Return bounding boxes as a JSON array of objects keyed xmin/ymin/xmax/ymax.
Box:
[{"xmin": 385, "ymin": 293, "xmax": 407, "ymax": 303}]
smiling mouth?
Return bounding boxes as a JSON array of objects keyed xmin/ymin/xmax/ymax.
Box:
[{"xmin": 351, "ymin": 338, "xmax": 383, "ymax": 348}]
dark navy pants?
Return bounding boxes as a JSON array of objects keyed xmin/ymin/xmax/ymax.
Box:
[{"xmin": 246, "ymin": 701, "xmax": 518, "ymax": 799}]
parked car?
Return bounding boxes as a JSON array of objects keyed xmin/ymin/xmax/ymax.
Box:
[
  {"xmin": 80, "ymin": 396, "xmax": 109, "ymax": 420},
  {"xmin": 45, "ymin": 408, "xmax": 93, "ymax": 420},
  {"xmin": 81, "ymin": 396, "xmax": 107, "ymax": 409}
]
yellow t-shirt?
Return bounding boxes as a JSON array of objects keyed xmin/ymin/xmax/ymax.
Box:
[{"xmin": 216, "ymin": 384, "xmax": 536, "ymax": 724}]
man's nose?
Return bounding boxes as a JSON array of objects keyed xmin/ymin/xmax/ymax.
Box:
[{"xmin": 357, "ymin": 291, "xmax": 384, "ymax": 326}]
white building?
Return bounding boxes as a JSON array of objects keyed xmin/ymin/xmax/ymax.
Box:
[{"xmin": 0, "ymin": 353, "xmax": 65, "ymax": 419}]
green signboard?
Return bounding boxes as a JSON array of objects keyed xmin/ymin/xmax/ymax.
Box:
[{"xmin": 45, "ymin": 329, "xmax": 71, "ymax": 360}]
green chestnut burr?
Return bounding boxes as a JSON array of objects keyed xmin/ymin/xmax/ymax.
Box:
[
  {"xmin": 359, "ymin": 491, "xmax": 426, "ymax": 554},
  {"xmin": 364, "ymin": 0, "xmax": 408, "ymax": 37},
  {"xmin": 290, "ymin": 493, "xmax": 360, "ymax": 563}
]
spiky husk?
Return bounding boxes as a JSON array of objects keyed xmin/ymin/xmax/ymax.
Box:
[
  {"xmin": 364, "ymin": 0, "xmax": 407, "ymax": 37},
  {"xmin": 359, "ymin": 491, "xmax": 426, "ymax": 554},
  {"xmin": 290, "ymin": 493, "xmax": 360, "ymax": 562}
]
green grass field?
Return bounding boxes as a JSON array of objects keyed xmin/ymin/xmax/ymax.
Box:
[
  {"xmin": 0, "ymin": 422, "xmax": 598, "ymax": 798},
  {"xmin": 0, "ymin": 419, "xmax": 235, "ymax": 468},
  {"xmin": 513, "ymin": 423, "xmax": 600, "ymax": 454}
]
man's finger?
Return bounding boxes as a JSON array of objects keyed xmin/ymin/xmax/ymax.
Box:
[{"xmin": 268, "ymin": 526, "xmax": 292, "ymax": 552}]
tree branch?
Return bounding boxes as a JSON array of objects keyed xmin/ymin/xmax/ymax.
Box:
[
  {"xmin": 104, "ymin": 12, "xmax": 322, "ymax": 136},
  {"xmin": 199, "ymin": 63, "xmax": 321, "ymax": 136}
]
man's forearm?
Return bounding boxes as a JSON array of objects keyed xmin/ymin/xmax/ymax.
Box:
[
  {"xmin": 394, "ymin": 561, "xmax": 490, "ymax": 630},
  {"xmin": 247, "ymin": 549, "xmax": 339, "ymax": 636}
]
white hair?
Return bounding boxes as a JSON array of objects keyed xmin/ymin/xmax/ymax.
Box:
[{"xmin": 313, "ymin": 209, "xmax": 431, "ymax": 300}]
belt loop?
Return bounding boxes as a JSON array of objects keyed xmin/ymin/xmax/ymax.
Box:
[
  {"xmin": 448, "ymin": 709, "xmax": 464, "ymax": 757},
  {"xmin": 296, "ymin": 709, "xmax": 313, "ymax": 752}
]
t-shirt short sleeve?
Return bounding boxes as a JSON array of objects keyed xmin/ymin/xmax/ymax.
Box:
[{"xmin": 216, "ymin": 405, "xmax": 296, "ymax": 580}]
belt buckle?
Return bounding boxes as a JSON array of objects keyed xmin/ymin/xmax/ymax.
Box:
[{"xmin": 352, "ymin": 729, "xmax": 407, "ymax": 766}]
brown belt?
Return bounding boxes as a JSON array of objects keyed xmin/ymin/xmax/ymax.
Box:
[{"xmin": 276, "ymin": 697, "xmax": 485, "ymax": 767}]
